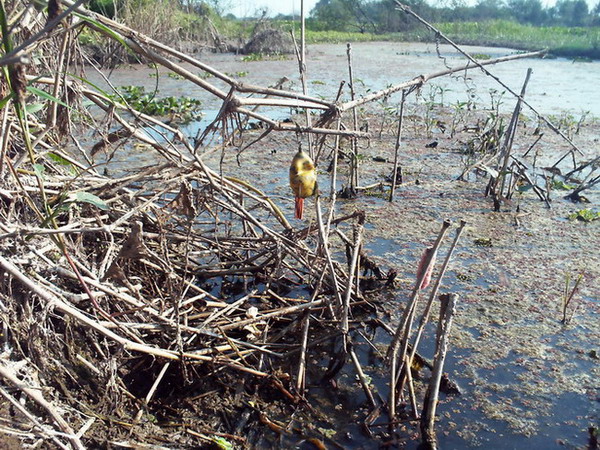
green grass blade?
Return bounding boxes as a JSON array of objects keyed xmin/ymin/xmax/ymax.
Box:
[
  {"xmin": 74, "ymin": 12, "xmax": 130, "ymax": 49},
  {"xmin": 0, "ymin": 92, "xmax": 15, "ymax": 109},
  {"xmin": 26, "ymin": 86, "xmax": 72, "ymax": 110}
]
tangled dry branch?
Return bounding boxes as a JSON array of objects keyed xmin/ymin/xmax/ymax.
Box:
[{"xmin": 0, "ymin": 0, "xmax": 569, "ymax": 447}]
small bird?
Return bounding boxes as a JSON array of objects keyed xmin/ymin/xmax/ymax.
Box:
[{"xmin": 289, "ymin": 149, "xmax": 317, "ymax": 219}]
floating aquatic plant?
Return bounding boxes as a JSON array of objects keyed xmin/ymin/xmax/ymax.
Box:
[
  {"xmin": 568, "ymin": 208, "xmax": 600, "ymax": 222},
  {"xmin": 551, "ymin": 179, "xmax": 577, "ymax": 191},
  {"xmin": 110, "ymin": 85, "xmax": 203, "ymax": 122}
]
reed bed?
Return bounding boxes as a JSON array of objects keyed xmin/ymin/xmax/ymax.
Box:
[{"xmin": 1, "ymin": 0, "xmax": 594, "ymax": 448}]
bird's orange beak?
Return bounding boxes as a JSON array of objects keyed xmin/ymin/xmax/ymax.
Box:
[{"xmin": 295, "ymin": 197, "xmax": 304, "ymax": 219}]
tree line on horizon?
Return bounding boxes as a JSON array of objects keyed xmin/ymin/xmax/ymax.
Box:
[
  {"xmin": 87, "ymin": 0, "xmax": 600, "ymax": 36},
  {"xmin": 303, "ymin": 0, "xmax": 600, "ymax": 33}
]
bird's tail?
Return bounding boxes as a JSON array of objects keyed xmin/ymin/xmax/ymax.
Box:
[{"xmin": 295, "ymin": 197, "xmax": 304, "ymax": 219}]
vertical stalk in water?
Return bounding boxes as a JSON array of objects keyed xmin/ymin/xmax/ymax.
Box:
[
  {"xmin": 346, "ymin": 43, "xmax": 359, "ymax": 192},
  {"xmin": 420, "ymin": 293, "xmax": 459, "ymax": 450},
  {"xmin": 389, "ymin": 90, "xmax": 406, "ymax": 202}
]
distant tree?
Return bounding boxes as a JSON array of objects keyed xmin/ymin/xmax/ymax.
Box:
[
  {"xmin": 177, "ymin": 0, "xmax": 217, "ymax": 16},
  {"xmin": 310, "ymin": 0, "xmax": 355, "ymax": 30},
  {"xmin": 310, "ymin": 0, "xmax": 442, "ymax": 32},
  {"xmin": 383, "ymin": 0, "xmax": 436, "ymax": 30},
  {"xmin": 474, "ymin": 0, "xmax": 504, "ymax": 20},
  {"xmin": 370, "ymin": 0, "xmax": 404, "ymax": 32},
  {"xmin": 430, "ymin": 0, "xmax": 512, "ymax": 23},
  {"xmin": 308, "ymin": 0, "xmax": 596, "ymax": 32},
  {"xmin": 592, "ymin": 2, "xmax": 600, "ymax": 25},
  {"xmin": 204, "ymin": 0, "xmax": 232, "ymax": 16},
  {"xmin": 340, "ymin": 0, "xmax": 379, "ymax": 33},
  {"xmin": 572, "ymin": 0, "xmax": 590, "ymax": 25},
  {"xmin": 555, "ymin": 0, "xmax": 589, "ymax": 26},
  {"xmin": 275, "ymin": 14, "xmax": 295, "ymax": 20},
  {"xmin": 436, "ymin": 4, "xmax": 475, "ymax": 22},
  {"xmin": 507, "ymin": 0, "xmax": 546, "ymax": 25}
]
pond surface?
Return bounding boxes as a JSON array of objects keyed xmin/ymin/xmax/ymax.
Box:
[
  {"xmin": 87, "ymin": 42, "xmax": 599, "ymax": 449},
  {"xmin": 91, "ymin": 41, "xmax": 600, "ymax": 118}
]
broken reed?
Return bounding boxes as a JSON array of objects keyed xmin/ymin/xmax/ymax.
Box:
[
  {"xmin": 561, "ymin": 272, "xmax": 583, "ymax": 325},
  {"xmin": 2, "ymin": 0, "xmax": 590, "ymax": 448}
]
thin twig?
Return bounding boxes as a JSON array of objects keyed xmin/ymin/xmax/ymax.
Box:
[
  {"xmin": 394, "ymin": 1, "xmax": 583, "ymax": 156},
  {"xmin": 389, "ymin": 90, "xmax": 406, "ymax": 202}
]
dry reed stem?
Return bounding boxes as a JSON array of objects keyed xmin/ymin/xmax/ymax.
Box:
[
  {"xmin": 389, "ymin": 90, "xmax": 406, "ymax": 202},
  {"xmin": 58, "ymin": 0, "xmax": 369, "ymax": 140},
  {"xmin": 387, "ymin": 219, "xmax": 451, "ymax": 426},
  {"xmin": 339, "ymin": 50, "xmax": 545, "ymax": 113},
  {"xmin": 394, "ymin": 0, "xmax": 585, "ymax": 157},
  {"xmin": 0, "ymin": 1, "xmax": 556, "ymax": 446},
  {"xmin": 349, "ymin": 346, "xmax": 377, "ymax": 408},
  {"xmin": 295, "ymin": 311, "xmax": 311, "ymax": 393},
  {"xmin": 407, "ymin": 221, "xmax": 466, "ymax": 369},
  {"xmin": 0, "ymin": 385, "xmax": 71, "ymax": 450},
  {"xmin": 342, "ymin": 214, "xmax": 365, "ymax": 349},
  {"xmin": 0, "ymin": 360, "xmax": 85, "ymax": 450},
  {"xmin": 420, "ymin": 293, "xmax": 459, "ymax": 450},
  {"xmin": 492, "ymin": 68, "xmax": 533, "ymax": 204}
]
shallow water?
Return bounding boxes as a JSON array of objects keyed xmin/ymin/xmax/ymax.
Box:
[
  {"xmin": 90, "ymin": 41, "xmax": 600, "ymax": 118},
  {"xmin": 85, "ymin": 42, "xmax": 599, "ymax": 449}
]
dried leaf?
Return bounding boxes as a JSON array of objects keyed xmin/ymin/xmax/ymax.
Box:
[
  {"xmin": 116, "ymin": 221, "xmax": 149, "ymax": 260},
  {"xmin": 168, "ymin": 181, "xmax": 197, "ymax": 219}
]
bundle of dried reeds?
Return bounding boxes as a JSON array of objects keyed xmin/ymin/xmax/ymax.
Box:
[{"xmin": 0, "ymin": 0, "xmax": 562, "ymax": 447}]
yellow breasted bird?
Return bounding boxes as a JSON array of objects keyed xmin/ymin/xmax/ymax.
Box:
[{"xmin": 289, "ymin": 149, "xmax": 317, "ymax": 219}]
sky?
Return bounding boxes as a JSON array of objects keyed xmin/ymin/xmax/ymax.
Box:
[
  {"xmin": 227, "ymin": 0, "xmax": 598, "ymax": 18},
  {"xmin": 228, "ymin": 0, "xmax": 319, "ymax": 18}
]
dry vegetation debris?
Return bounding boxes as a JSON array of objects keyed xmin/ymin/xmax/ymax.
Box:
[{"xmin": 1, "ymin": 0, "xmax": 598, "ymax": 448}]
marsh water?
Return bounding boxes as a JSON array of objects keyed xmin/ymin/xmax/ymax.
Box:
[
  {"xmin": 88, "ymin": 42, "xmax": 599, "ymax": 448},
  {"xmin": 93, "ymin": 41, "xmax": 600, "ymax": 116}
]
